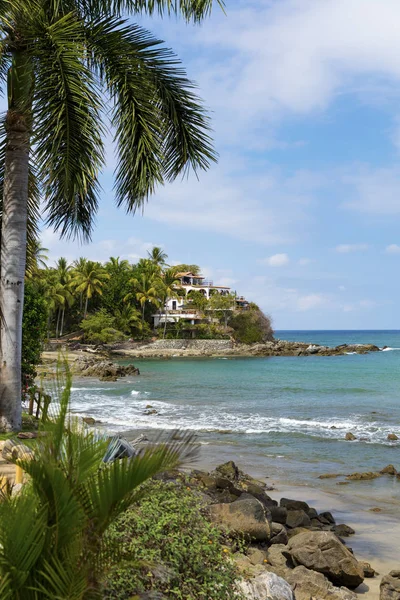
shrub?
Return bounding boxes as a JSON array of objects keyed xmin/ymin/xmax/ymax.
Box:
[
  {"xmin": 80, "ymin": 309, "xmax": 126, "ymax": 343},
  {"xmin": 102, "ymin": 480, "xmax": 242, "ymax": 600},
  {"xmin": 22, "ymin": 281, "xmax": 48, "ymax": 391},
  {"xmin": 229, "ymin": 308, "xmax": 274, "ymax": 344}
]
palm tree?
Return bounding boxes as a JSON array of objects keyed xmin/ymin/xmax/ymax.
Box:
[
  {"xmin": 125, "ymin": 273, "xmax": 159, "ymax": 324},
  {"xmin": 72, "ymin": 261, "xmax": 110, "ymax": 318},
  {"xmin": 114, "ymin": 304, "xmax": 142, "ymax": 336},
  {"xmin": 0, "ymin": 367, "xmax": 197, "ymax": 597},
  {"xmin": 157, "ymin": 268, "xmax": 181, "ymax": 339},
  {"xmin": 0, "ymin": 0, "xmax": 221, "ymax": 432},
  {"xmin": 25, "ymin": 240, "xmax": 49, "ymax": 278},
  {"xmin": 148, "ymin": 246, "xmax": 168, "ymax": 268}
]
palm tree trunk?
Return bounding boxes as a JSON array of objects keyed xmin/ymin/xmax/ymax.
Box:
[
  {"xmin": 84, "ymin": 295, "xmax": 89, "ymax": 318},
  {"xmin": 163, "ymin": 303, "xmax": 168, "ymax": 339},
  {"xmin": 0, "ymin": 112, "xmax": 30, "ymax": 431},
  {"xmin": 56, "ymin": 307, "xmax": 61, "ymax": 338},
  {"xmin": 60, "ymin": 307, "xmax": 65, "ymax": 338},
  {"xmin": 142, "ymin": 303, "xmax": 145, "ymax": 323}
]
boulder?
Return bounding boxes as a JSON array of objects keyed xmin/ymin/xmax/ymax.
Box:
[
  {"xmin": 247, "ymin": 547, "xmax": 269, "ymax": 566},
  {"xmin": 380, "ymin": 571, "xmax": 400, "ymax": 600},
  {"xmin": 387, "ymin": 433, "xmax": 399, "ymax": 441},
  {"xmin": 238, "ymin": 571, "xmax": 294, "ymax": 600},
  {"xmin": 359, "ymin": 561, "xmax": 375, "ymax": 578},
  {"xmin": 332, "ymin": 524, "xmax": 355, "ymax": 537},
  {"xmin": 270, "ymin": 506, "xmax": 287, "ymax": 525},
  {"xmin": 346, "ymin": 471, "xmax": 380, "ymax": 481},
  {"xmin": 380, "ymin": 464, "xmax": 397, "ymax": 475},
  {"xmin": 267, "ymin": 544, "xmax": 293, "ymax": 572},
  {"xmin": 83, "ymin": 417, "xmax": 96, "ymax": 425},
  {"xmin": 286, "ymin": 509, "xmax": 311, "ymax": 529},
  {"xmin": 287, "ymin": 531, "xmax": 364, "ymax": 588},
  {"xmin": 345, "ymin": 432, "xmax": 357, "ymax": 441},
  {"xmin": 214, "ymin": 460, "xmax": 239, "ymax": 481},
  {"xmin": 320, "ymin": 511, "xmax": 336, "ymax": 524},
  {"xmin": 270, "ymin": 523, "xmax": 288, "ymax": 546},
  {"xmin": 280, "ymin": 498, "xmax": 310, "ymax": 512},
  {"xmin": 286, "ymin": 565, "xmax": 358, "ymax": 600},
  {"xmin": 2, "ymin": 439, "xmax": 34, "ymax": 462},
  {"xmin": 209, "ymin": 497, "xmax": 271, "ymax": 541}
]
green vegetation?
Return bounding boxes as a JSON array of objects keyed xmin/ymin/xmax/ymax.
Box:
[
  {"xmin": 0, "ymin": 368, "xmax": 197, "ymax": 598},
  {"xmin": 229, "ymin": 304, "xmax": 274, "ymax": 344},
  {"xmin": 21, "ymin": 282, "xmax": 48, "ymax": 391},
  {"xmin": 103, "ymin": 480, "xmax": 242, "ymax": 600},
  {"xmin": 0, "ymin": 0, "xmax": 221, "ymax": 431}
]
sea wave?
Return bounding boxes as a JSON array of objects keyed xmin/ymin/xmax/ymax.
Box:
[{"xmin": 381, "ymin": 347, "xmax": 400, "ymax": 352}]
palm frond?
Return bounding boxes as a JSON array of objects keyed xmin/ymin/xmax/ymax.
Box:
[
  {"xmin": 36, "ymin": 555, "xmax": 90, "ymax": 600},
  {"xmin": 86, "ymin": 17, "xmax": 217, "ymax": 213},
  {"xmin": 80, "ymin": 0, "xmax": 225, "ymax": 22},
  {"xmin": 82, "ymin": 431, "xmax": 198, "ymax": 534},
  {"xmin": 31, "ymin": 11, "xmax": 104, "ymax": 240}
]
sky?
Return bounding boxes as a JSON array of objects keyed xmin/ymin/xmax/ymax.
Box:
[{"xmin": 36, "ymin": 0, "xmax": 400, "ymax": 329}]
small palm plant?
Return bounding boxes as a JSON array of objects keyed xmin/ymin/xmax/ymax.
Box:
[{"xmin": 0, "ymin": 365, "xmax": 196, "ymax": 599}]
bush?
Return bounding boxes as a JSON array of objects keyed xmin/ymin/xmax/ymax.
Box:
[
  {"xmin": 229, "ymin": 308, "xmax": 274, "ymax": 344},
  {"xmin": 80, "ymin": 310, "xmax": 126, "ymax": 344},
  {"xmin": 22, "ymin": 281, "xmax": 48, "ymax": 391},
  {"xmin": 102, "ymin": 480, "xmax": 242, "ymax": 600}
]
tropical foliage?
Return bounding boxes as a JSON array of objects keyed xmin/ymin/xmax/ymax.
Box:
[
  {"xmin": 0, "ymin": 367, "xmax": 197, "ymax": 599},
  {"xmin": 21, "ymin": 281, "xmax": 48, "ymax": 391},
  {"xmin": 0, "ymin": 0, "xmax": 221, "ymax": 430}
]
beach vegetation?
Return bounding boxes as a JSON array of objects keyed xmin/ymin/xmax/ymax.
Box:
[
  {"xmin": 0, "ymin": 0, "xmax": 220, "ymax": 431},
  {"xmin": 229, "ymin": 305, "xmax": 274, "ymax": 344},
  {"xmin": 0, "ymin": 366, "xmax": 198, "ymax": 598},
  {"xmin": 21, "ymin": 281, "xmax": 48, "ymax": 391},
  {"xmin": 102, "ymin": 479, "xmax": 242, "ymax": 600}
]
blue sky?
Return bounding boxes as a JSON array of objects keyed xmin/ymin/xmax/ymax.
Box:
[{"xmin": 40, "ymin": 0, "xmax": 400, "ymax": 329}]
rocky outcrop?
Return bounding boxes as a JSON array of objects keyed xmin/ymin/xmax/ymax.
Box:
[
  {"xmin": 209, "ymin": 497, "xmax": 271, "ymax": 541},
  {"xmin": 286, "ymin": 565, "xmax": 358, "ymax": 600},
  {"xmin": 72, "ymin": 356, "xmax": 140, "ymax": 381},
  {"xmin": 239, "ymin": 571, "xmax": 294, "ymax": 600},
  {"xmin": 2, "ymin": 439, "xmax": 35, "ymax": 462},
  {"xmin": 286, "ymin": 531, "xmax": 364, "ymax": 588},
  {"xmin": 380, "ymin": 571, "xmax": 400, "ymax": 600}
]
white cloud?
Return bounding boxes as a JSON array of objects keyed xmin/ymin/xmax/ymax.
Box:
[
  {"xmin": 173, "ymin": 0, "xmax": 400, "ymax": 148},
  {"xmin": 297, "ymin": 293, "xmax": 325, "ymax": 311},
  {"xmin": 335, "ymin": 244, "xmax": 369, "ymax": 253},
  {"xmin": 386, "ymin": 244, "xmax": 400, "ymax": 254},
  {"xmin": 262, "ymin": 253, "xmax": 290, "ymax": 267}
]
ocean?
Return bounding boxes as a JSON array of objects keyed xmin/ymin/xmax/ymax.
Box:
[{"xmin": 70, "ymin": 330, "xmax": 400, "ymax": 505}]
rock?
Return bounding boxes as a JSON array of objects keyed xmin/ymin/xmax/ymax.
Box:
[
  {"xmin": 0, "ymin": 440, "xmax": 5, "ymax": 452},
  {"xmin": 239, "ymin": 571, "xmax": 294, "ymax": 600},
  {"xmin": 214, "ymin": 460, "xmax": 239, "ymax": 481},
  {"xmin": 380, "ymin": 464, "xmax": 397, "ymax": 475},
  {"xmin": 209, "ymin": 497, "xmax": 271, "ymax": 541},
  {"xmin": 280, "ymin": 498, "xmax": 310, "ymax": 512},
  {"xmin": 318, "ymin": 473, "xmax": 342, "ymax": 479},
  {"xmin": 346, "ymin": 471, "xmax": 380, "ymax": 481},
  {"xmin": 286, "ymin": 565, "xmax": 358, "ymax": 600},
  {"xmin": 370, "ymin": 507, "xmax": 382, "ymax": 513},
  {"xmin": 82, "ymin": 417, "xmax": 96, "ymax": 425},
  {"xmin": 17, "ymin": 431, "xmax": 37, "ymax": 439},
  {"xmin": 345, "ymin": 432, "xmax": 357, "ymax": 441},
  {"xmin": 2, "ymin": 439, "xmax": 34, "ymax": 462},
  {"xmin": 146, "ymin": 404, "xmax": 153, "ymax": 408},
  {"xmin": 359, "ymin": 561, "xmax": 375, "ymax": 578},
  {"xmin": 72, "ymin": 356, "xmax": 140, "ymax": 381},
  {"xmin": 332, "ymin": 524, "xmax": 355, "ymax": 537},
  {"xmin": 144, "ymin": 409, "xmax": 158, "ymax": 415},
  {"xmin": 307, "ymin": 507, "xmax": 318, "ymax": 519},
  {"xmin": 387, "ymin": 433, "xmax": 399, "ymax": 441},
  {"xmin": 310, "ymin": 518, "xmax": 325, "ymax": 530},
  {"xmin": 270, "ymin": 506, "xmax": 287, "ymax": 524},
  {"xmin": 270, "ymin": 522, "xmax": 288, "ymax": 546},
  {"xmin": 320, "ymin": 511, "xmax": 336, "ymax": 524},
  {"xmin": 287, "ymin": 531, "xmax": 364, "ymax": 588},
  {"xmin": 287, "ymin": 527, "xmax": 310, "ymax": 539},
  {"xmin": 286, "ymin": 509, "xmax": 311, "ymax": 529},
  {"xmin": 247, "ymin": 547, "xmax": 269, "ymax": 566},
  {"xmin": 380, "ymin": 570, "xmax": 400, "ymax": 600}
]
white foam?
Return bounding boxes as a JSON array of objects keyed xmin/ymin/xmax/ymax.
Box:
[{"xmin": 381, "ymin": 347, "xmax": 400, "ymax": 352}]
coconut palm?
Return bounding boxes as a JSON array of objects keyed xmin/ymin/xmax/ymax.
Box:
[
  {"xmin": 125, "ymin": 273, "xmax": 159, "ymax": 324},
  {"xmin": 113, "ymin": 304, "xmax": 142, "ymax": 336},
  {"xmin": 0, "ymin": 367, "xmax": 197, "ymax": 598},
  {"xmin": 25, "ymin": 239, "xmax": 49, "ymax": 278},
  {"xmin": 148, "ymin": 246, "xmax": 168, "ymax": 268},
  {"xmin": 0, "ymin": 0, "xmax": 221, "ymax": 431},
  {"xmin": 72, "ymin": 261, "xmax": 110, "ymax": 318},
  {"xmin": 157, "ymin": 268, "xmax": 181, "ymax": 338}
]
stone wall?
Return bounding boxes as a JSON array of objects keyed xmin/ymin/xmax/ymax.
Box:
[{"xmin": 137, "ymin": 339, "xmax": 233, "ymax": 351}]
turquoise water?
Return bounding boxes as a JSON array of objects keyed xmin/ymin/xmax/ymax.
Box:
[{"xmin": 70, "ymin": 331, "xmax": 400, "ymax": 493}]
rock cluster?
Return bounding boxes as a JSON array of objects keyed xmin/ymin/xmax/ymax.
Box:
[
  {"xmin": 181, "ymin": 461, "xmax": 386, "ymax": 600},
  {"xmin": 71, "ymin": 355, "xmax": 140, "ymax": 381}
]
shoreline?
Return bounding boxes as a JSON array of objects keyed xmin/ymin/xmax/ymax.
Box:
[{"xmin": 41, "ymin": 337, "xmax": 382, "ymax": 362}]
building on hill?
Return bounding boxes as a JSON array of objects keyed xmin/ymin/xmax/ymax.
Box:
[{"xmin": 152, "ymin": 271, "xmax": 249, "ymax": 329}]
